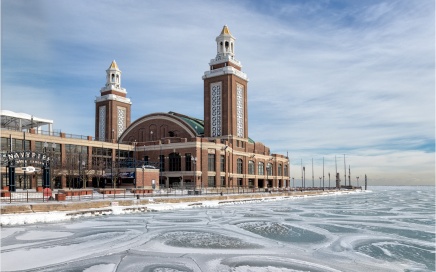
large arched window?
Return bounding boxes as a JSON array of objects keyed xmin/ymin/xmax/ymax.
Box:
[
  {"xmin": 258, "ymin": 162, "xmax": 264, "ymax": 175},
  {"xmin": 248, "ymin": 160, "xmax": 255, "ymax": 175},
  {"xmin": 237, "ymin": 158, "xmax": 243, "ymax": 174},
  {"xmin": 278, "ymin": 164, "xmax": 282, "ymax": 176},
  {"xmin": 284, "ymin": 164, "xmax": 288, "ymax": 176},
  {"xmin": 169, "ymin": 153, "xmax": 181, "ymax": 171}
]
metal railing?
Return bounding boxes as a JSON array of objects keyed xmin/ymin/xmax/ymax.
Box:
[{"xmin": 0, "ymin": 187, "xmax": 347, "ymax": 204}]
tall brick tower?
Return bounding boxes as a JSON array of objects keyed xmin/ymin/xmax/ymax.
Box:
[
  {"xmin": 95, "ymin": 60, "xmax": 132, "ymax": 142},
  {"xmin": 203, "ymin": 25, "xmax": 249, "ymax": 139}
]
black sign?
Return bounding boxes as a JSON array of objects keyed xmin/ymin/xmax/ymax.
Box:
[{"xmin": 1, "ymin": 151, "xmax": 51, "ymax": 167}]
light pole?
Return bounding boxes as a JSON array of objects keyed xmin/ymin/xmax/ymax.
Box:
[
  {"xmin": 159, "ymin": 142, "xmax": 162, "ymax": 189},
  {"xmin": 81, "ymin": 160, "xmax": 85, "ymax": 188},
  {"xmin": 266, "ymin": 164, "xmax": 269, "ymax": 190},
  {"xmin": 43, "ymin": 142, "xmax": 50, "ymax": 189},
  {"xmin": 303, "ymin": 166, "xmax": 305, "ymax": 189},
  {"xmin": 319, "ymin": 177, "xmax": 322, "ymax": 188},
  {"xmin": 328, "ymin": 172, "xmax": 330, "ymax": 189},
  {"xmin": 141, "ymin": 165, "xmax": 145, "ymax": 189},
  {"xmin": 292, "ymin": 177, "xmax": 294, "ymax": 189},
  {"xmin": 356, "ymin": 176, "xmax": 359, "ymax": 187},
  {"xmin": 192, "ymin": 156, "xmax": 197, "ymax": 192},
  {"xmin": 133, "ymin": 140, "xmax": 137, "ymax": 187}
]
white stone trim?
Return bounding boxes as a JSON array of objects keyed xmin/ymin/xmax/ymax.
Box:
[
  {"xmin": 100, "ymin": 85, "xmax": 127, "ymax": 94},
  {"xmin": 95, "ymin": 94, "xmax": 132, "ymax": 104},
  {"xmin": 209, "ymin": 56, "xmax": 242, "ymax": 67},
  {"xmin": 236, "ymin": 84, "xmax": 244, "ymax": 138},
  {"xmin": 210, "ymin": 82, "xmax": 222, "ymax": 137},
  {"xmin": 98, "ymin": 106, "xmax": 106, "ymax": 141},
  {"xmin": 203, "ymin": 66, "xmax": 248, "ymax": 81},
  {"xmin": 117, "ymin": 106, "xmax": 126, "ymax": 138}
]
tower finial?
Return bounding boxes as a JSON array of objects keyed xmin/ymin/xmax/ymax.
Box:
[
  {"xmin": 109, "ymin": 60, "xmax": 119, "ymax": 70},
  {"xmin": 221, "ymin": 25, "xmax": 231, "ymax": 35}
]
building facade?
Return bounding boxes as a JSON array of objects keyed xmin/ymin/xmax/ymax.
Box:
[{"xmin": 1, "ymin": 26, "xmax": 290, "ymax": 191}]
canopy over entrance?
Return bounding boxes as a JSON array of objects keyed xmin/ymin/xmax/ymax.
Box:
[{"xmin": 1, "ymin": 110, "xmax": 53, "ymax": 133}]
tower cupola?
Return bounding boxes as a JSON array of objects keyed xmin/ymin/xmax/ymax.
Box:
[
  {"xmin": 101, "ymin": 60, "xmax": 126, "ymax": 95},
  {"xmin": 215, "ymin": 25, "xmax": 235, "ymax": 60}
]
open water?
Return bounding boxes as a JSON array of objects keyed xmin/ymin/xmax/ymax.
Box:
[{"xmin": 1, "ymin": 186, "xmax": 435, "ymax": 272}]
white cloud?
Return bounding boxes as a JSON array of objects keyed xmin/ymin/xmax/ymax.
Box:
[{"xmin": 1, "ymin": 0, "xmax": 434, "ymax": 185}]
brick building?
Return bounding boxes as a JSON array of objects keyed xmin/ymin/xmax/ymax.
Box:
[{"xmin": 1, "ymin": 26, "xmax": 290, "ymax": 191}]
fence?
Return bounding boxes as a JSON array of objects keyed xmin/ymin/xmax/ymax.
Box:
[{"xmin": 0, "ymin": 187, "xmax": 328, "ymax": 204}]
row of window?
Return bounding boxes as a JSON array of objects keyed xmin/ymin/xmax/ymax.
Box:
[
  {"xmin": 1, "ymin": 138, "xmax": 288, "ymax": 176},
  {"xmin": 151, "ymin": 152, "xmax": 288, "ymax": 176}
]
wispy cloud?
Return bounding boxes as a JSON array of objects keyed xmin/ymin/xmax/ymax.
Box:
[{"xmin": 2, "ymin": 0, "xmax": 434, "ymax": 185}]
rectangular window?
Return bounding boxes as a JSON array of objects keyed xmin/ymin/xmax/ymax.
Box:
[
  {"xmin": 258, "ymin": 163, "xmax": 264, "ymax": 175},
  {"xmin": 208, "ymin": 176, "xmax": 215, "ymax": 187},
  {"xmin": 220, "ymin": 155, "xmax": 225, "ymax": 172},
  {"xmin": 185, "ymin": 153, "xmax": 192, "ymax": 171},
  {"xmin": 220, "ymin": 176, "xmax": 226, "ymax": 187},
  {"xmin": 208, "ymin": 154, "xmax": 215, "ymax": 171},
  {"xmin": 143, "ymin": 156, "xmax": 149, "ymax": 164},
  {"xmin": 248, "ymin": 161, "xmax": 254, "ymax": 175},
  {"xmin": 237, "ymin": 159, "xmax": 243, "ymax": 174}
]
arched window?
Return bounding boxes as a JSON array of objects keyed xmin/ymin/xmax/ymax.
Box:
[
  {"xmin": 169, "ymin": 153, "xmax": 181, "ymax": 171},
  {"xmin": 248, "ymin": 160, "xmax": 254, "ymax": 175},
  {"xmin": 111, "ymin": 74, "xmax": 115, "ymax": 82},
  {"xmin": 284, "ymin": 164, "xmax": 288, "ymax": 176},
  {"xmin": 258, "ymin": 162, "xmax": 264, "ymax": 175},
  {"xmin": 278, "ymin": 164, "xmax": 282, "ymax": 176},
  {"xmin": 116, "ymin": 74, "xmax": 120, "ymax": 83},
  {"xmin": 237, "ymin": 158, "xmax": 243, "ymax": 174}
]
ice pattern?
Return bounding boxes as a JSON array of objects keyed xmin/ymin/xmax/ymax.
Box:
[{"xmin": 1, "ymin": 186, "xmax": 434, "ymax": 271}]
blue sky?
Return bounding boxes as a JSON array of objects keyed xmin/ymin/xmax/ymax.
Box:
[{"xmin": 2, "ymin": 0, "xmax": 434, "ymax": 185}]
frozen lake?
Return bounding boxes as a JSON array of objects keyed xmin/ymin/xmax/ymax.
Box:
[{"xmin": 1, "ymin": 186, "xmax": 434, "ymax": 271}]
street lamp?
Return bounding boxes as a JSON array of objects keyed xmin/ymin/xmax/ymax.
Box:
[
  {"xmin": 319, "ymin": 177, "xmax": 322, "ymax": 188},
  {"xmin": 192, "ymin": 156, "xmax": 198, "ymax": 192},
  {"xmin": 328, "ymin": 172, "xmax": 330, "ymax": 189},
  {"xmin": 141, "ymin": 165, "xmax": 145, "ymax": 189},
  {"xmin": 44, "ymin": 142, "xmax": 57, "ymax": 189},
  {"xmin": 292, "ymin": 177, "xmax": 294, "ymax": 189},
  {"xmin": 356, "ymin": 176, "xmax": 359, "ymax": 187},
  {"xmin": 266, "ymin": 164, "xmax": 269, "ymax": 190},
  {"xmin": 133, "ymin": 139, "xmax": 137, "ymax": 175},
  {"xmin": 78, "ymin": 155, "xmax": 86, "ymax": 188},
  {"xmin": 303, "ymin": 166, "xmax": 306, "ymax": 189}
]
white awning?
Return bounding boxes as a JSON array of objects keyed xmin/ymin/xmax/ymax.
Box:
[{"xmin": 1, "ymin": 110, "xmax": 53, "ymax": 133}]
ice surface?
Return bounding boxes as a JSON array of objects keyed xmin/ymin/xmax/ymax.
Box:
[{"xmin": 1, "ymin": 187, "xmax": 434, "ymax": 272}]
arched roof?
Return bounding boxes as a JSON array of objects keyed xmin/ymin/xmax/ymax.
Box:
[
  {"xmin": 120, "ymin": 111, "xmax": 256, "ymax": 144},
  {"xmin": 119, "ymin": 112, "xmax": 204, "ymax": 142},
  {"xmin": 167, "ymin": 112, "xmax": 204, "ymax": 135}
]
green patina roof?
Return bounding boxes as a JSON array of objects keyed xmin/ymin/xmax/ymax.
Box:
[
  {"xmin": 169, "ymin": 112, "xmax": 204, "ymax": 135},
  {"xmin": 168, "ymin": 111, "xmax": 255, "ymax": 143}
]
